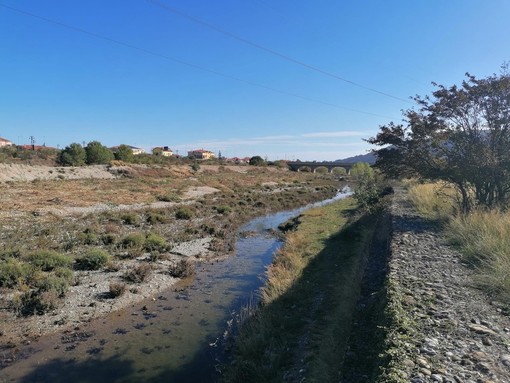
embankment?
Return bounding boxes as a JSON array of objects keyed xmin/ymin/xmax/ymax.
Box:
[{"xmin": 224, "ymin": 188, "xmax": 510, "ymax": 382}]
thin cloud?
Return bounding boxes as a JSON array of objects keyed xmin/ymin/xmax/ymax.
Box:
[{"xmin": 301, "ymin": 131, "xmax": 368, "ymax": 138}]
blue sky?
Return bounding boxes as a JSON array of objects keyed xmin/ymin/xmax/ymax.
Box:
[{"xmin": 1, "ymin": 1, "xmax": 509, "ymax": 160}]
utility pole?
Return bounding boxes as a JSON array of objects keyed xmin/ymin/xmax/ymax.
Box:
[{"xmin": 30, "ymin": 136, "xmax": 35, "ymax": 150}]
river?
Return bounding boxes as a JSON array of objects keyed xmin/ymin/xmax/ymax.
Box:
[{"xmin": 0, "ymin": 189, "xmax": 351, "ymax": 383}]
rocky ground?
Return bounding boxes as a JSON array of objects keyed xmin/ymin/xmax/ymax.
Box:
[{"xmin": 388, "ymin": 188, "xmax": 510, "ymax": 383}]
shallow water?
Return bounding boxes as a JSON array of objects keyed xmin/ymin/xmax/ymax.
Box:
[{"xmin": 0, "ymin": 190, "xmax": 351, "ymax": 383}]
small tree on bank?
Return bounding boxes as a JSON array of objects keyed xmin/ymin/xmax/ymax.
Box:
[
  {"xmin": 350, "ymin": 162, "xmax": 379, "ymax": 210},
  {"xmin": 85, "ymin": 141, "xmax": 114, "ymax": 165},
  {"xmin": 249, "ymin": 156, "xmax": 266, "ymax": 166},
  {"xmin": 58, "ymin": 143, "xmax": 86, "ymax": 166},
  {"xmin": 368, "ymin": 67, "xmax": 510, "ymax": 212},
  {"xmin": 114, "ymin": 144, "xmax": 134, "ymax": 162}
]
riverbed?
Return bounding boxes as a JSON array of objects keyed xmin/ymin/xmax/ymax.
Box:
[{"xmin": 0, "ymin": 190, "xmax": 351, "ymax": 383}]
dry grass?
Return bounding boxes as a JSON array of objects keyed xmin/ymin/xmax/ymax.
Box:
[
  {"xmin": 447, "ymin": 209, "xmax": 510, "ymax": 299},
  {"xmin": 408, "ymin": 181, "xmax": 510, "ymax": 301},
  {"xmin": 407, "ymin": 182, "xmax": 457, "ymax": 220}
]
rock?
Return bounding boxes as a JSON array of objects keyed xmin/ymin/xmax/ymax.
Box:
[
  {"xmin": 468, "ymin": 324, "xmax": 497, "ymax": 336},
  {"xmin": 501, "ymin": 354, "xmax": 510, "ymax": 367}
]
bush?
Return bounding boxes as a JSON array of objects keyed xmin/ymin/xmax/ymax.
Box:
[
  {"xmin": 121, "ymin": 212, "xmax": 139, "ymax": 225},
  {"xmin": 144, "ymin": 233, "xmax": 167, "ymax": 251},
  {"xmin": 0, "ymin": 259, "xmax": 31, "ymax": 288},
  {"xmin": 109, "ymin": 281, "xmax": 127, "ymax": 298},
  {"xmin": 85, "ymin": 140, "xmax": 114, "ymax": 165},
  {"xmin": 37, "ymin": 274, "xmax": 69, "ymax": 297},
  {"xmin": 58, "ymin": 143, "xmax": 86, "ymax": 166},
  {"xmin": 175, "ymin": 207, "xmax": 193, "ymax": 220},
  {"xmin": 155, "ymin": 193, "xmax": 180, "ymax": 203},
  {"xmin": 12, "ymin": 290, "xmax": 60, "ymax": 316},
  {"xmin": 123, "ymin": 263, "xmax": 152, "ymax": 283},
  {"xmin": 26, "ymin": 250, "xmax": 73, "ymax": 271},
  {"xmin": 215, "ymin": 205, "xmax": 232, "ymax": 215},
  {"xmin": 121, "ymin": 232, "xmax": 145, "ymax": 249},
  {"xmin": 168, "ymin": 259, "xmax": 195, "ymax": 278},
  {"xmin": 146, "ymin": 211, "xmax": 168, "ymax": 224},
  {"xmin": 76, "ymin": 249, "xmax": 111, "ymax": 270}
]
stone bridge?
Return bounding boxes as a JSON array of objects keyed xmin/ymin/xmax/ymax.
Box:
[{"xmin": 287, "ymin": 161, "xmax": 356, "ymax": 173}]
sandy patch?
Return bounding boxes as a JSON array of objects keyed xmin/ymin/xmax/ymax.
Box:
[
  {"xmin": 0, "ymin": 164, "xmax": 116, "ymax": 182},
  {"xmin": 181, "ymin": 186, "xmax": 220, "ymax": 199}
]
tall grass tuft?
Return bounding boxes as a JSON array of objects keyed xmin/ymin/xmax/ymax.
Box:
[
  {"xmin": 407, "ymin": 182, "xmax": 456, "ymax": 220},
  {"xmin": 447, "ymin": 209, "xmax": 510, "ymax": 299}
]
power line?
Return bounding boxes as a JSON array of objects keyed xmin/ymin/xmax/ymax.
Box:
[
  {"xmin": 146, "ymin": 0, "xmax": 413, "ymax": 104},
  {"xmin": 0, "ymin": 3, "xmax": 398, "ymax": 120}
]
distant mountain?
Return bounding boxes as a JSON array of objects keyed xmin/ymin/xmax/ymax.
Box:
[{"xmin": 336, "ymin": 151, "xmax": 376, "ymax": 164}]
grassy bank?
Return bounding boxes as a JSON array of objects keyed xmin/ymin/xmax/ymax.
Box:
[
  {"xmin": 222, "ymin": 196, "xmax": 386, "ymax": 382},
  {"xmin": 408, "ymin": 182, "xmax": 510, "ymax": 303}
]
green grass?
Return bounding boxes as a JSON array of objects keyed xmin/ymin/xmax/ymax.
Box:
[{"xmin": 223, "ymin": 197, "xmax": 384, "ymax": 382}]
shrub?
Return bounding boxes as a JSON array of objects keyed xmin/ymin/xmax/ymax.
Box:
[
  {"xmin": 0, "ymin": 259, "xmax": 31, "ymax": 288},
  {"xmin": 37, "ymin": 274, "xmax": 69, "ymax": 297},
  {"xmin": 85, "ymin": 140, "xmax": 114, "ymax": 165},
  {"xmin": 123, "ymin": 263, "xmax": 152, "ymax": 283},
  {"xmin": 101, "ymin": 233, "xmax": 117, "ymax": 245},
  {"xmin": 58, "ymin": 143, "xmax": 86, "ymax": 166},
  {"xmin": 12, "ymin": 290, "xmax": 60, "ymax": 316},
  {"xmin": 121, "ymin": 212, "xmax": 139, "ymax": 225},
  {"xmin": 76, "ymin": 249, "xmax": 111, "ymax": 270},
  {"xmin": 146, "ymin": 211, "xmax": 168, "ymax": 224},
  {"xmin": 168, "ymin": 259, "xmax": 195, "ymax": 278},
  {"xmin": 144, "ymin": 233, "xmax": 167, "ymax": 251},
  {"xmin": 215, "ymin": 205, "xmax": 232, "ymax": 215},
  {"xmin": 26, "ymin": 250, "xmax": 73, "ymax": 271},
  {"xmin": 109, "ymin": 281, "xmax": 127, "ymax": 298},
  {"xmin": 175, "ymin": 207, "xmax": 193, "ymax": 220},
  {"xmin": 155, "ymin": 193, "xmax": 180, "ymax": 203},
  {"xmin": 121, "ymin": 232, "xmax": 145, "ymax": 249}
]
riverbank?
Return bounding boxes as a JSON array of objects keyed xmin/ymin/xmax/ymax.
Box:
[
  {"xmin": 224, "ymin": 187, "xmax": 510, "ymax": 383},
  {"xmin": 222, "ymin": 195, "xmax": 387, "ymax": 382},
  {"xmin": 0, "ymin": 163, "xmax": 342, "ymax": 364}
]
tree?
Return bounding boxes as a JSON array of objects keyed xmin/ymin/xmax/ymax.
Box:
[
  {"xmin": 368, "ymin": 68, "xmax": 510, "ymax": 212},
  {"xmin": 350, "ymin": 162, "xmax": 378, "ymax": 210},
  {"xmin": 114, "ymin": 144, "xmax": 134, "ymax": 162},
  {"xmin": 249, "ymin": 155, "xmax": 266, "ymax": 166},
  {"xmin": 58, "ymin": 143, "xmax": 86, "ymax": 166},
  {"xmin": 85, "ymin": 141, "xmax": 114, "ymax": 165}
]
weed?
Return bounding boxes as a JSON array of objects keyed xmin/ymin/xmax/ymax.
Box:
[
  {"xmin": 25, "ymin": 250, "xmax": 73, "ymax": 271},
  {"xmin": 123, "ymin": 263, "xmax": 152, "ymax": 283},
  {"xmin": 215, "ymin": 205, "xmax": 232, "ymax": 215},
  {"xmin": 144, "ymin": 233, "xmax": 167, "ymax": 251},
  {"xmin": 168, "ymin": 259, "xmax": 195, "ymax": 278},
  {"xmin": 76, "ymin": 249, "xmax": 111, "ymax": 270},
  {"xmin": 175, "ymin": 207, "xmax": 193, "ymax": 220},
  {"xmin": 0, "ymin": 259, "xmax": 31, "ymax": 288},
  {"xmin": 109, "ymin": 281, "xmax": 127, "ymax": 298},
  {"xmin": 121, "ymin": 212, "xmax": 139, "ymax": 225},
  {"xmin": 121, "ymin": 232, "xmax": 145, "ymax": 249}
]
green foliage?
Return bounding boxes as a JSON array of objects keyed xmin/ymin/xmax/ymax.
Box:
[
  {"xmin": 76, "ymin": 249, "xmax": 111, "ymax": 270},
  {"xmin": 215, "ymin": 205, "xmax": 232, "ymax": 215},
  {"xmin": 144, "ymin": 233, "xmax": 167, "ymax": 251},
  {"xmin": 368, "ymin": 67, "xmax": 510, "ymax": 212},
  {"xmin": 350, "ymin": 162, "xmax": 379, "ymax": 210},
  {"xmin": 0, "ymin": 259, "xmax": 31, "ymax": 288},
  {"xmin": 85, "ymin": 140, "xmax": 114, "ymax": 165},
  {"xmin": 114, "ymin": 144, "xmax": 134, "ymax": 162},
  {"xmin": 36, "ymin": 274, "xmax": 70, "ymax": 297},
  {"xmin": 26, "ymin": 250, "xmax": 73, "ymax": 271},
  {"xmin": 121, "ymin": 212, "xmax": 139, "ymax": 225},
  {"xmin": 175, "ymin": 207, "xmax": 193, "ymax": 220},
  {"xmin": 249, "ymin": 155, "xmax": 266, "ymax": 166},
  {"xmin": 58, "ymin": 143, "xmax": 86, "ymax": 166},
  {"xmin": 191, "ymin": 161, "xmax": 200, "ymax": 172},
  {"xmin": 121, "ymin": 232, "xmax": 145, "ymax": 248}
]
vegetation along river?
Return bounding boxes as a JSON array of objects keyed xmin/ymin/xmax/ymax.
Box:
[{"xmin": 0, "ymin": 189, "xmax": 351, "ymax": 383}]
